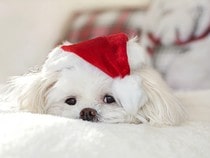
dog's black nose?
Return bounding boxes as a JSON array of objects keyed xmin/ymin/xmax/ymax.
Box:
[{"xmin": 80, "ymin": 108, "xmax": 97, "ymax": 121}]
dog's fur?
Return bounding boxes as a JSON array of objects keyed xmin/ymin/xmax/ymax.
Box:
[{"xmin": 0, "ymin": 39, "xmax": 185, "ymax": 126}]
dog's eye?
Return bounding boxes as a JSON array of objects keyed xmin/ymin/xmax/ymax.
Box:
[
  {"xmin": 103, "ymin": 95, "xmax": 115, "ymax": 104},
  {"xmin": 65, "ymin": 97, "xmax": 77, "ymax": 106}
]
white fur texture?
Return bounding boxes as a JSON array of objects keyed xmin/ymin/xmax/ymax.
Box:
[
  {"xmin": 0, "ymin": 113, "xmax": 210, "ymax": 158},
  {"xmin": 0, "ymin": 39, "xmax": 185, "ymax": 126},
  {"xmin": 112, "ymin": 75, "xmax": 146, "ymax": 116},
  {"xmin": 127, "ymin": 38, "xmax": 151, "ymax": 70}
]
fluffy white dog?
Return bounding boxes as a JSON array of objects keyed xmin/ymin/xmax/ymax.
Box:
[{"xmin": 0, "ymin": 33, "xmax": 185, "ymax": 126}]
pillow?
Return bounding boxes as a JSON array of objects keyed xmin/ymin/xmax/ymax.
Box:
[{"xmin": 66, "ymin": 8, "xmax": 147, "ymax": 42}]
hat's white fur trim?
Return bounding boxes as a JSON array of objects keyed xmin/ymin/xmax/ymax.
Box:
[
  {"xmin": 112, "ymin": 75, "xmax": 147, "ymax": 115},
  {"xmin": 127, "ymin": 37, "xmax": 151, "ymax": 70}
]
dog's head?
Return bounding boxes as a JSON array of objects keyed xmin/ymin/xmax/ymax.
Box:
[
  {"xmin": 11, "ymin": 34, "xmax": 185, "ymax": 126},
  {"xmin": 41, "ymin": 36, "xmax": 149, "ymax": 124},
  {"xmin": 45, "ymin": 63, "xmax": 139, "ymax": 123}
]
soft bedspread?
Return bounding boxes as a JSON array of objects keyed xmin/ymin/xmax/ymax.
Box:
[{"xmin": 0, "ymin": 113, "xmax": 210, "ymax": 158}]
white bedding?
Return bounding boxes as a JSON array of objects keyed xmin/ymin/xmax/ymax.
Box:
[
  {"xmin": 0, "ymin": 113, "xmax": 210, "ymax": 158},
  {"xmin": 0, "ymin": 90, "xmax": 210, "ymax": 158}
]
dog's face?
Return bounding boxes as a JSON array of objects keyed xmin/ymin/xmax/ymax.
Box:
[
  {"xmin": 10, "ymin": 39, "xmax": 184, "ymax": 126},
  {"xmin": 45, "ymin": 67, "xmax": 139, "ymax": 123}
]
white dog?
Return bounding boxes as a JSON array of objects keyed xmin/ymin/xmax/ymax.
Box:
[{"xmin": 0, "ymin": 33, "xmax": 185, "ymax": 126}]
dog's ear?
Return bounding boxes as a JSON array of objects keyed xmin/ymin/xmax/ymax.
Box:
[
  {"xmin": 139, "ymin": 67, "xmax": 186, "ymax": 126},
  {"xmin": 19, "ymin": 73, "xmax": 57, "ymax": 113},
  {"xmin": 3, "ymin": 72, "xmax": 57, "ymax": 113}
]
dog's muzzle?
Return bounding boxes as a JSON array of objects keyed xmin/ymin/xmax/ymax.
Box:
[{"xmin": 80, "ymin": 108, "xmax": 98, "ymax": 122}]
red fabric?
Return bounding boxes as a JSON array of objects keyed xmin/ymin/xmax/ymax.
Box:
[
  {"xmin": 147, "ymin": 27, "xmax": 210, "ymax": 47},
  {"xmin": 175, "ymin": 26, "xmax": 210, "ymax": 45},
  {"xmin": 67, "ymin": 9, "xmax": 142, "ymax": 42},
  {"xmin": 146, "ymin": 25, "xmax": 210, "ymax": 55},
  {"xmin": 61, "ymin": 33, "xmax": 130, "ymax": 78}
]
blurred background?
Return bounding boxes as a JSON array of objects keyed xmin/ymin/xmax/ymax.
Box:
[
  {"xmin": 0, "ymin": 0, "xmax": 209, "ymax": 90},
  {"xmin": 0, "ymin": 0, "xmax": 148, "ymax": 83}
]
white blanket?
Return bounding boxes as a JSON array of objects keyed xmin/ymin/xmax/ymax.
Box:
[
  {"xmin": 0, "ymin": 90, "xmax": 210, "ymax": 158},
  {"xmin": 0, "ymin": 113, "xmax": 210, "ymax": 158}
]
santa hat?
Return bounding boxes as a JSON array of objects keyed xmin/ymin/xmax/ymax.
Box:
[
  {"xmin": 43, "ymin": 33, "xmax": 148, "ymax": 115},
  {"xmin": 61, "ymin": 33, "xmax": 130, "ymax": 78}
]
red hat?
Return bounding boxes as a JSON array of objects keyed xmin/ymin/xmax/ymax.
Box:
[{"xmin": 61, "ymin": 33, "xmax": 130, "ymax": 78}]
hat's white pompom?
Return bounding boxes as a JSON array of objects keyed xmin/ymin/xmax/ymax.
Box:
[
  {"xmin": 127, "ymin": 38, "xmax": 151, "ymax": 70},
  {"xmin": 112, "ymin": 75, "xmax": 147, "ymax": 115}
]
